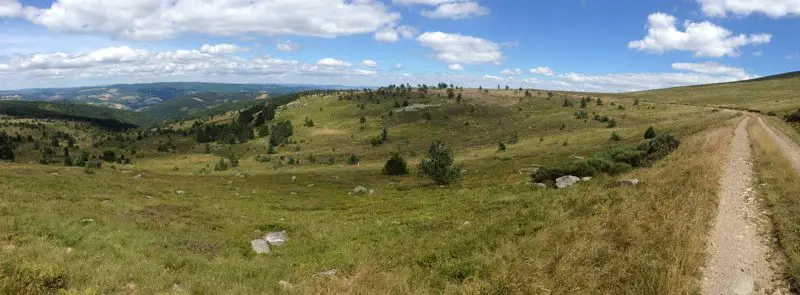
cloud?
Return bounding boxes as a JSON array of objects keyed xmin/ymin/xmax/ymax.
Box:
[
  {"xmin": 483, "ymin": 75, "xmax": 504, "ymax": 81},
  {"xmin": 0, "ymin": 0, "xmax": 22, "ymax": 17},
  {"xmin": 316, "ymin": 58, "xmax": 351, "ymax": 67},
  {"xmin": 530, "ymin": 66, "xmax": 554, "ymax": 76},
  {"xmin": 199, "ymin": 44, "xmax": 245, "ymax": 54},
  {"xmin": 752, "ymin": 51, "xmax": 763, "ymax": 57},
  {"xmin": 557, "ymin": 70, "xmax": 754, "ymax": 92},
  {"xmin": 1, "ymin": 0, "xmax": 400, "ymax": 40},
  {"xmin": 421, "ymin": 1, "xmax": 489, "ymax": 19},
  {"xmin": 499, "ymin": 68, "xmax": 521, "ymax": 75},
  {"xmin": 362, "ymin": 60, "xmax": 378, "ymax": 67},
  {"xmin": 449, "ymin": 64, "xmax": 464, "ymax": 71},
  {"xmin": 416, "ymin": 31, "xmax": 503, "ymax": 64},
  {"xmin": 671, "ymin": 62, "xmax": 752, "ymax": 79},
  {"xmin": 628, "ymin": 13, "xmax": 771, "ymax": 57},
  {"xmin": 374, "ymin": 25, "xmax": 417, "ymax": 43},
  {"xmin": 697, "ymin": 0, "xmax": 800, "ymax": 17},
  {"xmin": 276, "ymin": 41, "xmax": 299, "ymax": 52}
]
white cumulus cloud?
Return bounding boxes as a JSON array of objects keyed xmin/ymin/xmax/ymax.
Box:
[
  {"xmin": 316, "ymin": 58, "xmax": 351, "ymax": 67},
  {"xmin": 628, "ymin": 13, "xmax": 771, "ymax": 57},
  {"xmin": 530, "ymin": 66, "xmax": 554, "ymax": 76},
  {"xmin": 276, "ymin": 41, "xmax": 300, "ymax": 52},
  {"xmin": 449, "ymin": 64, "xmax": 464, "ymax": 71},
  {"xmin": 416, "ymin": 31, "xmax": 503, "ymax": 64},
  {"xmin": 199, "ymin": 44, "xmax": 245, "ymax": 54},
  {"xmin": 421, "ymin": 1, "xmax": 489, "ymax": 19},
  {"xmin": 374, "ymin": 25, "xmax": 417, "ymax": 43},
  {"xmin": 499, "ymin": 68, "xmax": 521, "ymax": 75},
  {"xmin": 0, "ymin": 0, "xmax": 400, "ymax": 40},
  {"xmin": 671, "ymin": 62, "xmax": 753, "ymax": 79},
  {"xmin": 697, "ymin": 0, "xmax": 800, "ymax": 17},
  {"xmin": 362, "ymin": 60, "xmax": 378, "ymax": 67}
]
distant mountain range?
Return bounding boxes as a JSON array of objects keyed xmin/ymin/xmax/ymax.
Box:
[{"xmin": 0, "ymin": 82, "xmax": 358, "ymax": 117}]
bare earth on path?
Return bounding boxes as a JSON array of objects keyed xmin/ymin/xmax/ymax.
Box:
[
  {"xmin": 757, "ymin": 117, "xmax": 800, "ymax": 174},
  {"xmin": 702, "ymin": 118, "xmax": 787, "ymax": 295}
]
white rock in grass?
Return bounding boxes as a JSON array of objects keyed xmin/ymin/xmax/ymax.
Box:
[
  {"xmin": 251, "ymin": 239, "xmax": 271, "ymax": 254},
  {"xmin": 265, "ymin": 231, "xmax": 288, "ymax": 246},
  {"xmin": 315, "ymin": 269, "xmax": 339, "ymax": 277},
  {"xmin": 278, "ymin": 280, "xmax": 293, "ymax": 290},
  {"xmin": 617, "ymin": 179, "xmax": 640, "ymax": 187},
  {"xmin": 534, "ymin": 183, "xmax": 548, "ymax": 188},
  {"xmin": 555, "ymin": 175, "xmax": 581, "ymax": 189},
  {"xmin": 581, "ymin": 177, "xmax": 593, "ymax": 181},
  {"xmin": 353, "ymin": 186, "xmax": 368, "ymax": 195}
]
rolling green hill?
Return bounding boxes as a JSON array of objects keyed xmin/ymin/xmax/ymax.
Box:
[{"xmin": 0, "ymin": 100, "xmax": 149, "ymax": 129}]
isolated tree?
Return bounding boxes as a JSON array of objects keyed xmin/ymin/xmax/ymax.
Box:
[
  {"xmin": 418, "ymin": 141, "xmax": 462, "ymax": 185},
  {"xmin": 64, "ymin": 147, "xmax": 73, "ymax": 166},
  {"xmin": 644, "ymin": 126, "xmax": 657, "ymax": 139},
  {"xmin": 456, "ymin": 93, "xmax": 463, "ymax": 104},
  {"xmin": 633, "ymin": 98, "xmax": 640, "ymax": 106},
  {"xmin": 498, "ymin": 141, "xmax": 507, "ymax": 152},
  {"xmin": 383, "ymin": 153, "xmax": 409, "ymax": 175},
  {"xmin": 359, "ymin": 116, "xmax": 367, "ymax": 124}
]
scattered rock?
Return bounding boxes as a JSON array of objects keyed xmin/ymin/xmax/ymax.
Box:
[
  {"xmin": 617, "ymin": 179, "xmax": 640, "ymax": 187},
  {"xmin": 250, "ymin": 239, "xmax": 271, "ymax": 254},
  {"xmin": 463, "ymin": 221, "xmax": 471, "ymax": 226},
  {"xmin": 124, "ymin": 283, "xmax": 136, "ymax": 293},
  {"xmin": 368, "ymin": 189, "xmax": 375, "ymax": 195},
  {"xmin": 534, "ymin": 183, "xmax": 548, "ymax": 188},
  {"xmin": 133, "ymin": 174, "xmax": 143, "ymax": 179},
  {"xmin": 555, "ymin": 175, "xmax": 581, "ymax": 189},
  {"xmin": 353, "ymin": 186, "xmax": 369, "ymax": 195},
  {"xmin": 315, "ymin": 269, "xmax": 339, "ymax": 277},
  {"xmin": 391, "ymin": 221, "xmax": 401, "ymax": 225},
  {"xmin": 291, "ymin": 176, "xmax": 297, "ymax": 181},
  {"xmin": 265, "ymin": 231, "xmax": 288, "ymax": 246},
  {"xmin": 49, "ymin": 172, "xmax": 59, "ymax": 176},
  {"xmin": 66, "ymin": 247, "xmax": 73, "ymax": 253},
  {"xmin": 278, "ymin": 280, "xmax": 293, "ymax": 290},
  {"xmin": 290, "ymin": 192, "xmax": 297, "ymax": 195},
  {"xmin": 80, "ymin": 218, "xmax": 94, "ymax": 224},
  {"xmin": 581, "ymin": 177, "xmax": 593, "ymax": 181},
  {"xmin": 176, "ymin": 190, "xmax": 186, "ymax": 194},
  {"xmin": 307, "ymin": 184, "xmax": 315, "ymax": 187},
  {"xmin": 172, "ymin": 284, "xmax": 186, "ymax": 293},
  {"xmin": 570, "ymin": 155, "xmax": 586, "ymax": 160}
]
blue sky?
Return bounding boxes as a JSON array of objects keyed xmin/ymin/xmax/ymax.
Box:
[{"xmin": 0, "ymin": 0, "xmax": 798, "ymax": 92}]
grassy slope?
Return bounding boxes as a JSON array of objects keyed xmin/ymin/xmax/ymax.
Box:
[
  {"xmin": 622, "ymin": 74, "xmax": 800, "ymax": 113},
  {"xmin": 749, "ymin": 118, "xmax": 800, "ymax": 290},
  {"xmin": 0, "ymin": 86, "xmax": 741, "ymax": 294}
]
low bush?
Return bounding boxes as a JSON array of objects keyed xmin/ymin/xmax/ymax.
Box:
[
  {"xmin": 786, "ymin": 109, "xmax": 800, "ymax": 123},
  {"xmin": 531, "ymin": 133, "xmax": 680, "ymax": 184},
  {"xmin": 418, "ymin": 141, "xmax": 462, "ymax": 185},
  {"xmin": 383, "ymin": 153, "xmax": 409, "ymax": 175}
]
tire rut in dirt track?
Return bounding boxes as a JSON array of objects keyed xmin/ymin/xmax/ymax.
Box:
[{"xmin": 701, "ymin": 118, "xmax": 787, "ymax": 295}]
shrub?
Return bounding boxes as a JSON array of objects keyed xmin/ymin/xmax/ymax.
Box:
[
  {"xmin": 610, "ymin": 132, "xmax": 621, "ymax": 141},
  {"xmin": 214, "ymin": 158, "xmax": 229, "ymax": 171},
  {"xmin": 498, "ymin": 142, "xmax": 506, "ymax": 151},
  {"xmin": 606, "ymin": 118, "xmax": 617, "ymax": 128},
  {"xmin": 359, "ymin": 116, "xmax": 367, "ymax": 124},
  {"xmin": 418, "ymin": 141, "xmax": 462, "ymax": 185},
  {"xmin": 785, "ymin": 109, "xmax": 800, "ymax": 123},
  {"xmin": 575, "ymin": 111, "xmax": 588, "ymax": 119},
  {"xmin": 639, "ymin": 134, "xmax": 680, "ymax": 162},
  {"xmin": 644, "ymin": 126, "xmax": 657, "ymax": 139},
  {"xmin": 101, "ymin": 150, "xmax": 116, "ymax": 162},
  {"xmin": 383, "ymin": 153, "xmax": 409, "ymax": 175},
  {"xmin": 348, "ymin": 155, "xmax": 360, "ymax": 165},
  {"xmin": 611, "ymin": 148, "xmax": 648, "ymax": 167}
]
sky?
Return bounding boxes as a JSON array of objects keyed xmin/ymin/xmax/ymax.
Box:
[{"xmin": 0, "ymin": 0, "xmax": 798, "ymax": 92}]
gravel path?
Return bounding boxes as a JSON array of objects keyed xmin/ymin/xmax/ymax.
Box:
[
  {"xmin": 757, "ymin": 117, "xmax": 800, "ymax": 174},
  {"xmin": 702, "ymin": 118, "xmax": 786, "ymax": 295}
]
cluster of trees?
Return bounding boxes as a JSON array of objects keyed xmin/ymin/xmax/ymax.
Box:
[
  {"xmin": 0, "ymin": 131, "xmax": 18, "ymax": 161},
  {"xmin": 382, "ymin": 141, "xmax": 462, "ymax": 185}
]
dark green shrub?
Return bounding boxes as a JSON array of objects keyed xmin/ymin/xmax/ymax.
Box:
[
  {"xmin": 101, "ymin": 150, "xmax": 116, "ymax": 162},
  {"xmin": 575, "ymin": 111, "xmax": 588, "ymax": 119},
  {"xmin": 785, "ymin": 109, "xmax": 800, "ymax": 123},
  {"xmin": 498, "ymin": 142, "xmax": 506, "ymax": 152},
  {"xmin": 639, "ymin": 134, "xmax": 680, "ymax": 162},
  {"xmin": 418, "ymin": 141, "xmax": 462, "ymax": 185},
  {"xmin": 611, "ymin": 149, "xmax": 648, "ymax": 167},
  {"xmin": 214, "ymin": 158, "xmax": 229, "ymax": 171},
  {"xmin": 348, "ymin": 155, "xmax": 360, "ymax": 165},
  {"xmin": 383, "ymin": 153, "xmax": 409, "ymax": 175},
  {"xmin": 606, "ymin": 118, "xmax": 617, "ymax": 128},
  {"xmin": 644, "ymin": 126, "xmax": 657, "ymax": 139},
  {"xmin": 610, "ymin": 132, "xmax": 621, "ymax": 141}
]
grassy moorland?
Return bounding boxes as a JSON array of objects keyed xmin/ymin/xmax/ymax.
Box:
[
  {"xmin": 749, "ymin": 118, "xmax": 800, "ymax": 291},
  {"xmin": 622, "ymin": 71, "xmax": 800, "ymax": 114},
  {"xmin": 0, "ymin": 83, "xmax": 746, "ymax": 294}
]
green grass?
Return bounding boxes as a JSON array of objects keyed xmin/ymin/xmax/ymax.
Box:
[{"xmin": 0, "ymin": 84, "xmax": 747, "ymax": 294}]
